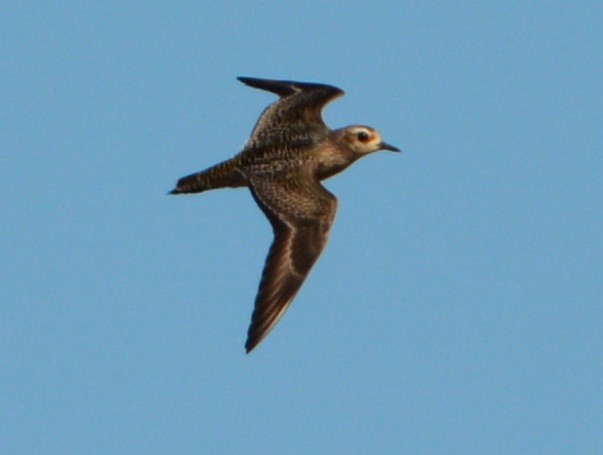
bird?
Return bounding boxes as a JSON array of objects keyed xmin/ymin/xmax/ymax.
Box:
[{"xmin": 170, "ymin": 77, "xmax": 400, "ymax": 353}]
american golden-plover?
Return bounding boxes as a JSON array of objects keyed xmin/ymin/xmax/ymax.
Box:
[{"xmin": 170, "ymin": 77, "xmax": 400, "ymax": 353}]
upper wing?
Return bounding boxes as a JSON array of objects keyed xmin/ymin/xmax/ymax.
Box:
[
  {"xmin": 238, "ymin": 77, "xmax": 344, "ymax": 147},
  {"xmin": 245, "ymin": 173, "xmax": 338, "ymax": 353}
]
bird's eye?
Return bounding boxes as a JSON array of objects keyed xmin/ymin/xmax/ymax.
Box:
[{"xmin": 357, "ymin": 131, "xmax": 370, "ymax": 142}]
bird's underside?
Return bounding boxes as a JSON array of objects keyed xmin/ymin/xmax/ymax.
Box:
[{"xmin": 170, "ymin": 76, "xmax": 399, "ymax": 353}]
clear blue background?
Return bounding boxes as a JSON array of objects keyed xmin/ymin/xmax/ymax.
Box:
[{"xmin": 2, "ymin": 2, "xmax": 602, "ymax": 453}]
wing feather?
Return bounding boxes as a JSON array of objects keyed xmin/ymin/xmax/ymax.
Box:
[
  {"xmin": 245, "ymin": 175, "xmax": 337, "ymax": 353},
  {"xmin": 237, "ymin": 77, "xmax": 344, "ymax": 147}
]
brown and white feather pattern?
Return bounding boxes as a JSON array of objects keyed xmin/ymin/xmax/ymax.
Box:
[
  {"xmin": 245, "ymin": 173, "xmax": 337, "ymax": 353},
  {"xmin": 238, "ymin": 77, "xmax": 344, "ymax": 149},
  {"xmin": 169, "ymin": 76, "xmax": 400, "ymax": 353}
]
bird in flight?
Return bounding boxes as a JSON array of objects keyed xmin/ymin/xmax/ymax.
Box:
[{"xmin": 170, "ymin": 77, "xmax": 400, "ymax": 353}]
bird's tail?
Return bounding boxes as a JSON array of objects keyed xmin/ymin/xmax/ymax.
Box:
[{"xmin": 169, "ymin": 158, "xmax": 246, "ymax": 194}]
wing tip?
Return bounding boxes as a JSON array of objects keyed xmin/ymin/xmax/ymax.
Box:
[
  {"xmin": 237, "ymin": 76, "xmax": 344, "ymax": 97},
  {"xmin": 245, "ymin": 335, "xmax": 260, "ymax": 354},
  {"xmin": 244, "ymin": 343, "xmax": 254, "ymax": 354},
  {"xmin": 237, "ymin": 76, "xmax": 255, "ymax": 85},
  {"xmin": 237, "ymin": 76, "xmax": 296, "ymax": 97},
  {"xmin": 245, "ymin": 318, "xmax": 269, "ymax": 354}
]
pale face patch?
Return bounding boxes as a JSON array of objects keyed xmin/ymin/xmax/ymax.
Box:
[{"xmin": 343, "ymin": 126, "xmax": 383, "ymax": 154}]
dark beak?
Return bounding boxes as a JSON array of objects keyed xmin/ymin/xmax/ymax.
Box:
[{"xmin": 379, "ymin": 141, "xmax": 401, "ymax": 152}]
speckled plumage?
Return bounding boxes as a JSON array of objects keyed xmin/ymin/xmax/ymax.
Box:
[{"xmin": 170, "ymin": 77, "xmax": 400, "ymax": 353}]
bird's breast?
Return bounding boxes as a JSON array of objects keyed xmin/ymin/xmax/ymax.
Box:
[{"xmin": 313, "ymin": 145, "xmax": 355, "ymax": 181}]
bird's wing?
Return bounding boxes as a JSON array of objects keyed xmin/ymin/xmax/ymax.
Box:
[
  {"xmin": 238, "ymin": 77, "xmax": 344, "ymax": 147},
  {"xmin": 245, "ymin": 173, "xmax": 338, "ymax": 353}
]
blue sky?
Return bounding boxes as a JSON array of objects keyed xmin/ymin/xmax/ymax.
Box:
[{"xmin": 2, "ymin": 2, "xmax": 602, "ymax": 453}]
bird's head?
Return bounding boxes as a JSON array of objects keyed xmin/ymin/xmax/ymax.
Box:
[{"xmin": 337, "ymin": 125, "xmax": 400, "ymax": 155}]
